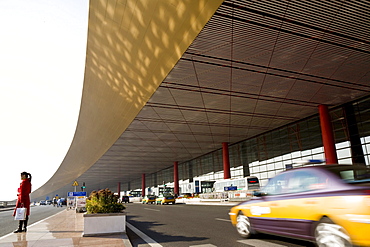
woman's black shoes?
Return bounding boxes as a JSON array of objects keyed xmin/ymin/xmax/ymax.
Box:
[{"xmin": 13, "ymin": 229, "xmax": 23, "ymax": 233}]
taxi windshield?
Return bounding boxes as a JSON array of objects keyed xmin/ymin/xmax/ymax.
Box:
[{"xmin": 260, "ymin": 169, "xmax": 329, "ymax": 196}]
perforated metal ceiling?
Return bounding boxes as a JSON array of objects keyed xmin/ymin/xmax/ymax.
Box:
[{"xmin": 34, "ymin": 0, "xmax": 370, "ymax": 199}]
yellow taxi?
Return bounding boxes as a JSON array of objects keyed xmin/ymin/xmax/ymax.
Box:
[
  {"xmin": 229, "ymin": 164, "xmax": 370, "ymax": 247},
  {"xmin": 156, "ymin": 193, "xmax": 176, "ymax": 205},
  {"xmin": 142, "ymin": 195, "xmax": 156, "ymax": 204}
]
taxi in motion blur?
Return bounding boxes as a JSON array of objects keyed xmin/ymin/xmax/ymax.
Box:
[
  {"xmin": 156, "ymin": 193, "xmax": 176, "ymax": 205},
  {"xmin": 142, "ymin": 195, "xmax": 156, "ymax": 204},
  {"xmin": 229, "ymin": 164, "xmax": 370, "ymax": 247}
]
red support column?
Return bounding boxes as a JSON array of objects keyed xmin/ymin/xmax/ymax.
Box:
[
  {"xmin": 222, "ymin": 142, "xmax": 231, "ymax": 179},
  {"xmin": 142, "ymin": 173, "xmax": 146, "ymax": 197},
  {"xmin": 319, "ymin": 105, "xmax": 338, "ymax": 164},
  {"xmin": 117, "ymin": 182, "xmax": 121, "ymax": 199},
  {"xmin": 174, "ymin": 161, "xmax": 179, "ymax": 196}
]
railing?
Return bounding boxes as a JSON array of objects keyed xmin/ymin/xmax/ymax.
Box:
[
  {"xmin": 199, "ymin": 190, "xmax": 254, "ymax": 202},
  {"xmin": 0, "ymin": 201, "xmax": 16, "ymax": 208},
  {"xmin": 227, "ymin": 190, "xmax": 254, "ymax": 199},
  {"xmin": 200, "ymin": 192, "xmax": 228, "ymax": 200}
]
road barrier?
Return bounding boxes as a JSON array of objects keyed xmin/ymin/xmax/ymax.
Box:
[
  {"xmin": 0, "ymin": 201, "xmax": 16, "ymax": 208},
  {"xmin": 199, "ymin": 190, "xmax": 254, "ymax": 202}
]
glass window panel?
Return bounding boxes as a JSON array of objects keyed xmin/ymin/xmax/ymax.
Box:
[
  {"xmin": 251, "ymin": 167, "xmax": 259, "ymax": 173},
  {"xmin": 283, "ymin": 154, "xmax": 292, "ymax": 160},
  {"xmin": 292, "ymin": 151, "xmax": 301, "ymax": 158},
  {"xmin": 336, "ymin": 141, "xmax": 350, "ymax": 149},
  {"xmin": 274, "ymin": 156, "xmax": 282, "ymax": 162},
  {"xmin": 312, "ymin": 147, "xmax": 324, "ymax": 154},
  {"xmin": 275, "ymin": 161, "xmax": 284, "ymax": 169},
  {"xmin": 337, "ymin": 148, "xmax": 351, "ymax": 159},
  {"xmin": 338, "ymin": 158, "xmax": 352, "ymax": 164},
  {"xmin": 312, "ymin": 153, "xmax": 325, "ymax": 160}
]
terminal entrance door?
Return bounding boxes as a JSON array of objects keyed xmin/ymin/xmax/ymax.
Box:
[{"xmin": 201, "ymin": 181, "xmax": 215, "ymax": 193}]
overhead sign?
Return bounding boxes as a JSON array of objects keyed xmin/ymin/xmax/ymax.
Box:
[
  {"xmin": 72, "ymin": 181, "xmax": 79, "ymax": 186},
  {"xmin": 68, "ymin": 191, "xmax": 87, "ymax": 197}
]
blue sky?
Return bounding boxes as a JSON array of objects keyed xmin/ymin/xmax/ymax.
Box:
[{"xmin": 0, "ymin": 0, "xmax": 89, "ymax": 201}]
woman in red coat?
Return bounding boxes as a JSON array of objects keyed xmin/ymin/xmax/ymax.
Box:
[{"xmin": 13, "ymin": 171, "xmax": 32, "ymax": 233}]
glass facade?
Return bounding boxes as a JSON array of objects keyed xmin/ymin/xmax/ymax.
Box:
[{"xmin": 134, "ymin": 96, "xmax": 370, "ymax": 190}]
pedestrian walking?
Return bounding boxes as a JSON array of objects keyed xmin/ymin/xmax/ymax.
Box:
[{"xmin": 13, "ymin": 171, "xmax": 32, "ymax": 233}]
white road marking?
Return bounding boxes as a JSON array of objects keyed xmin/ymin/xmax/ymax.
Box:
[
  {"xmin": 237, "ymin": 239, "xmax": 288, "ymax": 246},
  {"xmin": 144, "ymin": 208, "xmax": 160, "ymax": 212},
  {"xmin": 126, "ymin": 222, "xmax": 163, "ymax": 247},
  {"xmin": 189, "ymin": 244, "xmax": 217, "ymax": 247},
  {"xmin": 215, "ymin": 218, "xmax": 231, "ymax": 222}
]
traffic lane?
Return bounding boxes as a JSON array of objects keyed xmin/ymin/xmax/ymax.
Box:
[
  {"xmin": 126, "ymin": 203, "xmax": 228, "ymax": 247},
  {"xmin": 125, "ymin": 203, "xmax": 314, "ymax": 247},
  {"xmin": 0, "ymin": 204, "xmax": 65, "ymax": 237}
]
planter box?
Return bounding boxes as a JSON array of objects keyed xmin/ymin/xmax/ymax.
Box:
[{"xmin": 83, "ymin": 212, "xmax": 126, "ymax": 237}]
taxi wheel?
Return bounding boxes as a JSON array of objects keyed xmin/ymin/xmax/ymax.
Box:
[
  {"xmin": 314, "ymin": 218, "xmax": 352, "ymax": 247},
  {"xmin": 236, "ymin": 212, "xmax": 253, "ymax": 238}
]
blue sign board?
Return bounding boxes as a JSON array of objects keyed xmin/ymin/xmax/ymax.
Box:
[
  {"xmin": 68, "ymin": 191, "xmax": 87, "ymax": 197},
  {"xmin": 224, "ymin": 186, "xmax": 237, "ymax": 191}
]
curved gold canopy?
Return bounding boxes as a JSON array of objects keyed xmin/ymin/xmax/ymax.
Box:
[{"xmin": 31, "ymin": 0, "xmax": 223, "ymax": 199}]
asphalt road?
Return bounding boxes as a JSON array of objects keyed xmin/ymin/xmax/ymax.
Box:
[
  {"xmin": 1, "ymin": 202, "xmax": 317, "ymax": 246},
  {"xmin": 0, "ymin": 205, "xmax": 65, "ymax": 237},
  {"xmin": 125, "ymin": 202, "xmax": 315, "ymax": 247}
]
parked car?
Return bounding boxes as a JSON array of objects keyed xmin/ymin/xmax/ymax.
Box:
[
  {"xmin": 39, "ymin": 200, "xmax": 46, "ymax": 205},
  {"xmin": 228, "ymin": 164, "xmax": 370, "ymax": 247},
  {"xmin": 61, "ymin": 198, "xmax": 67, "ymax": 206},
  {"xmin": 122, "ymin": 196, "xmax": 130, "ymax": 203},
  {"xmin": 156, "ymin": 194, "xmax": 175, "ymax": 205},
  {"xmin": 142, "ymin": 195, "xmax": 156, "ymax": 204}
]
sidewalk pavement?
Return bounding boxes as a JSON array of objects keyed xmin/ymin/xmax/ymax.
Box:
[{"xmin": 0, "ymin": 209, "xmax": 132, "ymax": 247}]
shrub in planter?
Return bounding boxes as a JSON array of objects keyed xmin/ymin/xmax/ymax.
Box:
[{"xmin": 86, "ymin": 188, "xmax": 125, "ymax": 214}]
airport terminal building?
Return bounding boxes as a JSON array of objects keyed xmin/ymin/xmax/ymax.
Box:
[{"xmin": 30, "ymin": 0, "xmax": 370, "ymax": 202}]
